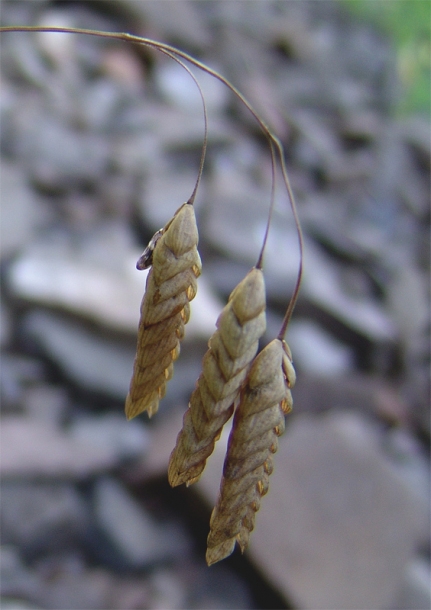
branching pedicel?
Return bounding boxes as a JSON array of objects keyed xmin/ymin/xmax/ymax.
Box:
[{"xmin": 0, "ymin": 24, "xmax": 304, "ymax": 565}]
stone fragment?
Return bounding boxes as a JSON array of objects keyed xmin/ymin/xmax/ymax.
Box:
[
  {"xmin": 22, "ymin": 384, "xmax": 68, "ymax": 426},
  {"xmin": 0, "ymin": 160, "xmax": 46, "ymax": 259},
  {"xmin": 0, "ymin": 301, "xmax": 12, "ymax": 347},
  {"xmin": 24, "ymin": 116, "xmax": 109, "ymax": 192},
  {"xmin": 187, "ymin": 563, "xmax": 253, "ymax": 609},
  {"xmin": 1, "ymin": 482, "xmax": 88, "ymax": 558},
  {"xmin": 113, "ymin": 0, "xmax": 211, "ymax": 47},
  {"xmin": 156, "ymin": 60, "xmax": 229, "ymax": 114},
  {"xmin": 194, "ymin": 410, "xmax": 428, "ymax": 608},
  {"xmin": 93, "ymin": 477, "xmax": 190, "ymax": 568},
  {"xmin": 287, "ymin": 320, "xmax": 354, "ymax": 375},
  {"xmin": 0, "ymin": 545, "xmax": 42, "ymax": 603},
  {"xmin": 245, "ymin": 412, "xmax": 427, "ymax": 609},
  {"xmin": 8, "ymin": 231, "xmax": 145, "ymax": 334},
  {"xmin": 147, "ymin": 569, "xmax": 187, "ymax": 610},
  {"xmin": 10, "ymin": 234, "xmax": 222, "ymax": 340},
  {"xmin": 22, "ymin": 310, "xmax": 135, "ymax": 399},
  {"xmin": 35, "ymin": 556, "xmax": 113, "ymax": 610},
  {"xmin": 68, "ymin": 413, "xmax": 150, "ymax": 462},
  {"xmin": 302, "ymin": 240, "xmax": 396, "ymax": 342},
  {"xmin": 389, "ymin": 558, "xmax": 431, "ymax": 610},
  {"xmin": 0, "ymin": 418, "xmax": 120, "ymax": 478}
]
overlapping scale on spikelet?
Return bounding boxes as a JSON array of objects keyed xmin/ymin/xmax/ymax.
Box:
[
  {"xmin": 125, "ymin": 203, "xmax": 201, "ymax": 419},
  {"xmin": 168, "ymin": 268, "xmax": 266, "ymax": 487},
  {"xmin": 206, "ymin": 338, "xmax": 295, "ymax": 565}
]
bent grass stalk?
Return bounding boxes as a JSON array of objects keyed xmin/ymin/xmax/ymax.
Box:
[
  {"xmin": 0, "ymin": 25, "xmax": 303, "ymax": 316},
  {"xmin": 0, "ymin": 25, "xmax": 303, "ymax": 563}
]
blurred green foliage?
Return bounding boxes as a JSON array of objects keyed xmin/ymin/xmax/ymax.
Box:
[{"xmin": 344, "ymin": 0, "xmax": 430, "ymax": 115}]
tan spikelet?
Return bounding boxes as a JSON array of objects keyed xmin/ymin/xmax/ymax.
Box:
[
  {"xmin": 168, "ymin": 268, "xmax": 266, "ymax": 487},
  {"xmin": 125, "ymin": 203, "xmax": 201, "ymax": 420},
  {"xmin": 206, "ymin": 338, "xmax": 295, "ymax": 566}
]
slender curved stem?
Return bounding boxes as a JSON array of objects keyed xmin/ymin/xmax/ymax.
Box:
[
  {"xmin": 255, "ymin": 139, "xmax": 276, "ymax": 270},
  {"xmin": 0, "ymin": 25, "xmax": 303, "ymax": 330},
  {"xmin": 156, "ymin": 50, "xmax": 208, "ymax": 206}
]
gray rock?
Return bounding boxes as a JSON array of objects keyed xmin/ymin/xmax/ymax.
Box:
[
  {"xmin": 1, "ymin": 29, "xmax": 50, "ymax": 89},
  {"xmin": 244, "ymin": 412, "xmax": 427, "ymax": 609},
  {"xmin": 93, "ymin": 477, "xmax": 190, "ymax": 568},
  {"xmin": 139, "ymin": 407, "xmax": 185, "ymax": 479},
  {"xmin": 147, "ymin": 569, "xmax": 188, "ymax": 610},
  {"xmin": 382, "ymin": 428, "xmax": 430, "ymax": 532},
  {"xmin": 22, "ymin": 384, "xmax": 69, "ymax": 427},
  {"xmin": 389, "ymin": 558, "xmax": 431, "ymax": 610},
  {"xmin": 34, "ymin": 555, "xmax": 113, "ymax": 610},
  {"xmin": 21, "ymin": 309, "xmax": 134, "ymax": 399},
  {"xmin": 68, "ymin": 413, "xmax": 150, "ymax": 463},
  {"xmin": 387, "ymin": 260, "xmax": 429, "ymax": 350},
  {"xmin": 0, "ymin": 600, "xmax": 41, "ymax": 610},
  {"xmin": 302, "ymin": 239, "xmax": 397, "ymax": 342},
  {"xmin": 1, "ymin": 482, "xmax": 88, "ymax": 556},
  {"xmin": 156, "ymin": 60, "xmax": 229, "ymax": 115},
  {"xmin": 203, "ymin": 147, "xmax": 289, "ymax": 267},
  {"xmin": 0, "ymin": 302, "xmax": 12, "ymax": 347},
  {"xmin": 0, "ymin": 355, "xmax": 47, "ymax": 414},
  {"xmin": 75, "ymin": 78, "xmax": 125, "ymax": 133},
  {"xmin": 195, "ymin": 411, "xmax": 428, "ymax": 609},
  {"xmin": 0, "ymin": 417, "xmax": 120, "ymax": 478},
  {"xmin": 8, "ymin": 224, "xmax": 144, "ymax": 334},
  {"xmin": 140, "ymin": 159, "xmax": 209, "ymax": 231},
  {"xmin": 9, "ymin": 227, "xmax": 221, "ymax": 339},
  {"xmin": 112, "ymin": 0, "xmax": 211, "ymax": 48},
  {"xmin": 106, "ymin": 575, "xmax": 151, "ymax": 610},
  {"xmin": 23, "ymin": 116, "xmax": 110, "ymax": 192},
  {"xmin": 285, "ymin": 369, "xmax": 410, "ymax": 422},
  {"xmin": 400, "ymin": 116, "xmax": 431, "ymax": 161},
  {"xmin": 287, "ymin": 319, "xmax": 354, "ymax": 375},
  {"xmin": 0, "ymin": 545, "xmax": 42, "ymax": 603},
  {"xmin": 187, "ymin": 564, "xmax": 253, "ymax": 609},
  {"xmin": 0, "ymin": 160, "xmax": 47, "ymax": 259}
]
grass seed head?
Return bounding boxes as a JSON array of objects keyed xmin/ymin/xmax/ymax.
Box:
[
  {"xmin": 168, "ymin": 268, "xmax": 266, "ymax": 487},
  {"xmin": 205, "ymin": 338, "xmax": 295, "ymax": 565},
  {"xmin": 125, "ymin": 203, "xmax": 201, "ymax": 420}
]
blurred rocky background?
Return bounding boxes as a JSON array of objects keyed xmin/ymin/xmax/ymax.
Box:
[{"xmin": 1, "ymin": 1, "xmax": 429, "ymax": 609}]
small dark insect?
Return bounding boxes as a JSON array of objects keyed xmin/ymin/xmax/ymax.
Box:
[{"xmin": 136, "ymin": 228, "xmax": 164, "ymax": 270}]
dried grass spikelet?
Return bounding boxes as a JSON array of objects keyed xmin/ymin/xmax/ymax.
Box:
[
  {"xmin": 125, "ymin": 202, "xmax": 201, "ymax": 420},
  {"xmin": 168, "ymin": 267, "xmax": 266, "ymax": 487},
  {"xmin": 206, "ymin": 338, "xmax": 296, "ymax": 566}
]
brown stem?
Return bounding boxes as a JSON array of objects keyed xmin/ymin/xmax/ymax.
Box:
[{"xmin": 0, "ymin": 25, "xmax": 303, "ymax": 329}]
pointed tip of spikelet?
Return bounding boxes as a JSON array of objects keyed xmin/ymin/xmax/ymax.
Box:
[
  {"xmin": 230, "ymin": 267, "xmax": 265, "ymax": 322},
  {"xmin": 163, "ymin": 203, "xmax": 199, "ymax": 255},
  {"xmin": 206, "ymin": 539, "xmax": 236, "ymax": 566}
]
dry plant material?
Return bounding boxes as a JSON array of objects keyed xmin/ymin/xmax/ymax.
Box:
[
  {"xmin": 206, "ymin": 338, "xmax": 296, "ymax": 566},
  {"xmin": 0, "ymin": 26, "xmax": 304, "ymax": 567},
  {"xmin": 168, "ymin": 268, "xmax": 266, "ymax": 486},
  {"xmin": 125, "ymin": 202, "xmax": 201, "ymax": 419}
]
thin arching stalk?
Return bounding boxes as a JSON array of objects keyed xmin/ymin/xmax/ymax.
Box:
[
  {"xmin": 0, "ymin": 25, "xmax": 303, "ymax": 322},
  {"xmin": 276, "ymin": 147, "xmax": 304, "ymax": 338},
  {"xmin": 157, "ymin": 50, "xmax": 208, "ymax": 206},
  {"xmin": 255, "ymin": 138, "xmax": 276, "ymax": 270}
]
